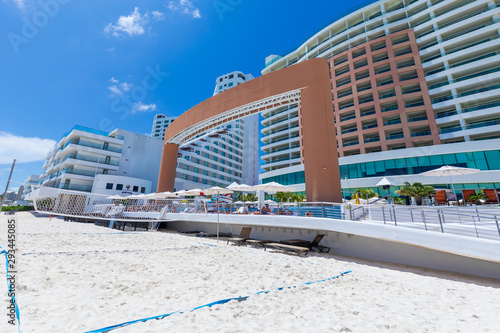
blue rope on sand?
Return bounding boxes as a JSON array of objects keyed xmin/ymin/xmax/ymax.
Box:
[
  {"xmin": 0, "ymin": 245, "xmax": 22, "ymax": 333},
  {"xmin": 85, "ymin": 270, "xmax": 352, "ymax": 333}
]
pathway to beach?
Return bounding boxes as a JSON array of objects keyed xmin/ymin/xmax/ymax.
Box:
[{"xmin": 1, "ymin": 212, "xmax": 499, "ymax": 332}]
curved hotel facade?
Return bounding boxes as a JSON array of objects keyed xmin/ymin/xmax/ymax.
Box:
[{"xmin": 260, "ymin": 0, "xmax": 500, "ymax": 198}]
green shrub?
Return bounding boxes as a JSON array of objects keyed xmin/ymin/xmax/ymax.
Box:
[{"xmin": 1, "ymin": 205, "xmax": 34, "ymax": 212}]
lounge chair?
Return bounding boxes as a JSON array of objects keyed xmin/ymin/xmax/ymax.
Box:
[
  {"xmin": 245, "ymin": 239, "xmax": 275, "ymax": 248},
  {"xmin": 435, "ymin": 190, "xmax": 447, "ymax": 205},
  {"xmin": 462, "ymin": 190, "xmax": 476, "ymax": 204},
  {"xmin": 278, "ymin": 234, "xmax": 331, "ymax": 253},
  {"xmin": 484, "ymin": 189, "xmax": 499, "ymax": 204},
  {"xmin": 264, "ymin": 243, "xmax": 310, "ymax": 255},
  {"xmin": 227, "ymin": 227, "xmax": 253, "ymax": 246},
  {"xmin": 5, "ymin": 209, "xmax": 18, "ymax": 215},
  {"xmin": 310, "ymin": 234, "xmax": 330, "ymax": 253}
]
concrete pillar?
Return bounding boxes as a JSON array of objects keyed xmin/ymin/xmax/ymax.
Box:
[{"xmin": 157, "ymin": 143, "xmax": 180, "ymax": 192}]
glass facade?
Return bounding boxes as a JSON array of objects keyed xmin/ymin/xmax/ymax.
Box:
[
  {"xmin": 340, "ymin": 151, "xmax": 500, "ymax": 180},
  {"xmin": 261, "ymin": 150, "xmax": 500, "ymax": 185}
]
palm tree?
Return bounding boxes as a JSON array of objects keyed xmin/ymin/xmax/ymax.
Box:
[
  {"xmin": 291, "ymin": 193, "xmax": 305, "ymax": 202},
  {"xmin": 466, "ymin": 191, "xmax": 487, "ymax": 205},
  {"xmin": 274, "ymin": 191, "xmax": 292, "ymax": 202},
  {"xmin": 354, "ymin": 188, "xmax": 379, "ymax": 202},
  {"xmin": 244, "ymin": 193, "xmax": 256, "ymax": 202},
  {"xmin": 395, "ymin": 182, "xmax": 436, "ymax": 205}
]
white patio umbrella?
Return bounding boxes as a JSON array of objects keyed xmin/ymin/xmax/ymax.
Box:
[
  {"xmin": 184, "ymin": 188, "xmax": 204, "ymax": 196},
  {"xmin": 174, "ymin": 190, "xmax": 187, "ymax": 197},
  {"xmin": 226, "ymin": 182, "xmax": 253, "ymax": 206},
  {"xmin": 154, "ymin": 191, "xmax": 177, "ymax": 199},
  {"xmin": 250, "ymin": 182, "xmax": 297, "ymax": 204},
  {"xmin": 376, "ymin": 177, "xmax": 395, "ymax": 203},
  {"xmin": 107, "ymin": 194, "xmax": 127, "ymax": 200},
  {"xmin": 421, "ymin": 166, "xmax": 480, "ymax": 201},
  {"xmin": 201, "ymin": 186, "xmax": 234, "ymax": 241}
]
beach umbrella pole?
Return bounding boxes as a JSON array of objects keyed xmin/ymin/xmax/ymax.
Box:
[{"xmin": 216, "ymin": 192, "xmax": 220, "ymax": 242}]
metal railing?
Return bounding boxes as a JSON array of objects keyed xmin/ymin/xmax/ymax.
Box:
[{"xmin": 31, "ymin": 186, "xmax": 500, "ymax": 241}]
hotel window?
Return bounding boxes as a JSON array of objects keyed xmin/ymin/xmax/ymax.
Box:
[
  {"xmin": 213, "ymin": 156, "xmax": 217, "ymax": 162},
  {"xmin": 212, "ymin": 173, "xmax": 216, "ymax": 177},
  {"xmin": 193, "ymin": 168, "xmax": 199, "ymax": 173},
  {"xmin": 133, "ymin": 186, "xmax": 139, "ymax": 192},
  {"xmin": 141, "ymin": 187, "xmax": 145, "ymax": 193},
  {"xmin": 116, "ymin": 184, "xmax": 123, "ymax": 190},
  {"xmin": 204, "ymin": 161, "xmax": 209, "ymax": 167},
  {"xmin": 213, "ymin": 148, "xmax": 218, "ymax": 153},
  {"xmin": 220, "ymin": 175, "xmax": 225, "ymax": 180},
  {"xmin": 202, "ymin": 179, "xmax": 207, "ymax": 184},
  {"xmin": 228, "ymin": 82, "xmax": 233, "ymax": 87},
  {"xmin": 211, "ymin": 181, "xmax": 216, "ymax": 186},
  {"xmin": 193, "ymin": 177, "xmax": 198, "ymax": 182},
  {"xmin": 103, "ymin": 169, "xmax": 108, "ymax": 174},
  {"xmin": 204, "ymin": 153, "xmax": 209, "ymax": 158},
  {"xmin": 106, "ymin": 183, "xmax": 113, "ymax": 190}
]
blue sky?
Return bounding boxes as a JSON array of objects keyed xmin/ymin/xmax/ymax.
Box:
[{"xmin": 0, "ymin": 0, "xmax": 366, "ymax": 192}]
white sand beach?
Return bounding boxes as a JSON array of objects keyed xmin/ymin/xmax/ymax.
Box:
[{"xmin": 1, "ymin": 212, "xmax": 499, "ymax": 333}]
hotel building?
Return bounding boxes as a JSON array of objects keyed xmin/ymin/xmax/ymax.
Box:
[
  {"xmin": 39, "ymin": 126, "xmax": 163, "ymax": 195},
  {"xmin": 151, "ymin": 114, "xmax": 178, "ymax": 141},
  {"xmin": 261, "ymin": 0, "xmax": 500, "ymax": 198},
  {"xmin": 161, "ymin": 71, "xmax": 260, "ymax": 191},
  {"xmin": 21, "ymin": 174, "xmax": 40, "ymax": 200}
]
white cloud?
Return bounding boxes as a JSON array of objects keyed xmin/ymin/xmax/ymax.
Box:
[
  {"xmin": 0, "ymin": 132, "xmax": 56, "ymax": 164},
  {"xmin": 108, "ymin": 78, "xmax": 133, "ymax": 97},
  {"xmin": 7, "ymin": 0, "xmax": 26, "ymax": 10},
  {"xmin": 104, "ymin": 7, "xmax": 148, "ymax": 37},
  {"xmin": 131, "ymin": 102, "xmax": 157, "ymax": 113},
  {"xmin": 152, "ymin": 10, "xmax": 165, "ymax": 21},
  {"xmin": 167, "ymin": 0, "xmax": 201, "ymax": 19}
]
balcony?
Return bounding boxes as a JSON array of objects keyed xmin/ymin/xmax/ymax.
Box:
[
  {"xmin": 59, "ymin": 184, "xmax": 92, "ymax": 192},
  {"xmin": 364, "ymin": 137, "xmax": 380, "ymax": 143},
  {"xmin": 411, "ymin": 130, "xmax": 431, "ymax": 137},
  {"xmin": 343, "ymin": 140, "xmax": 359, "ymax": 147},
  {"xmin": 65, "ymin": 139, "xmax": 122, "ymax": 153},
  {"xmin": 65, "ymin": 154, "xmax": 119, "ymax": 166},
  {"xmin": 386, "ymin": 133, "xmax": 404, "ymax": 140}
]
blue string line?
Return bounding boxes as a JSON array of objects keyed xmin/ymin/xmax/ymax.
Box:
[
  {"xmin": 0, "ymin": 245, "xmax": 22, "ymax": 333},
  {"xmin": 85, "ymin": 270, "xmax": 352, "ymax": 333}
]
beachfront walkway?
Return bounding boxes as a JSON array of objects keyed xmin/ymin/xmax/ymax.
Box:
[{"xmin": 1, "ymin": 213, "xmax": 499, "ymax": 332}]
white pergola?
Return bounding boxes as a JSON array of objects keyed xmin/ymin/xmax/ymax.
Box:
[{"xmin": 166, "ymin": 89, "xmax": 302, "ymax": 145}]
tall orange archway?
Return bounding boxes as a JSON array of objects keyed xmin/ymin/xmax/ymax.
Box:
[{"xmin": 158, "ymin": 58, "xmax": 342, "ymax": 203}]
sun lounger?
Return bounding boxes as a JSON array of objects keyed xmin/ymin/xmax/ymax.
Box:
[
  {"xmin": 245, "ymin": 239, "xmax": 274, "ymax": 248},
  {"xmin": 310, "ymin": 234, "xmax": 330, "ymax": 253},
  {"xmin": 227, "ymin": 227, "xmax": 253, "ymax": 245},
  {"xmin": 279, "ymin": 234, "xmax": 331, "ymax": 253},
  {"xmin": 265, "ymin": 243, "xmax": 310, "ymax": 255}
]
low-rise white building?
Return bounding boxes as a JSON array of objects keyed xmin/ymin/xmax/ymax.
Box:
[{"xmin": 39, "ymin": 125, "xmax": 163, "ymax": 195}]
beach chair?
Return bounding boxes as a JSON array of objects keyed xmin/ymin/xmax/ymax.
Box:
[
  {"xmin": 264, "ymin": 243, "xmax": 310, "ymax": 255},
  {"xmin": 462, "ymin": 190, "xmax": 476, "ymax": 204},
  {"xmin": 310, "ymin": 234, "xmax": 330, "ymax": 253},
  {"xmin": 435, "ymin": 190, "xmax": 447, "ymax": 205},
  {"xmin": 227, "ymin": 227, "xmax": 253, "ymax": 245},
  {"xmin": 245, "ymin": 239, "xmax": 275, "ymax": 248},
  {"xmin": 484, "ymin": 189, "xmax": 499, "ymax": 204}
]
